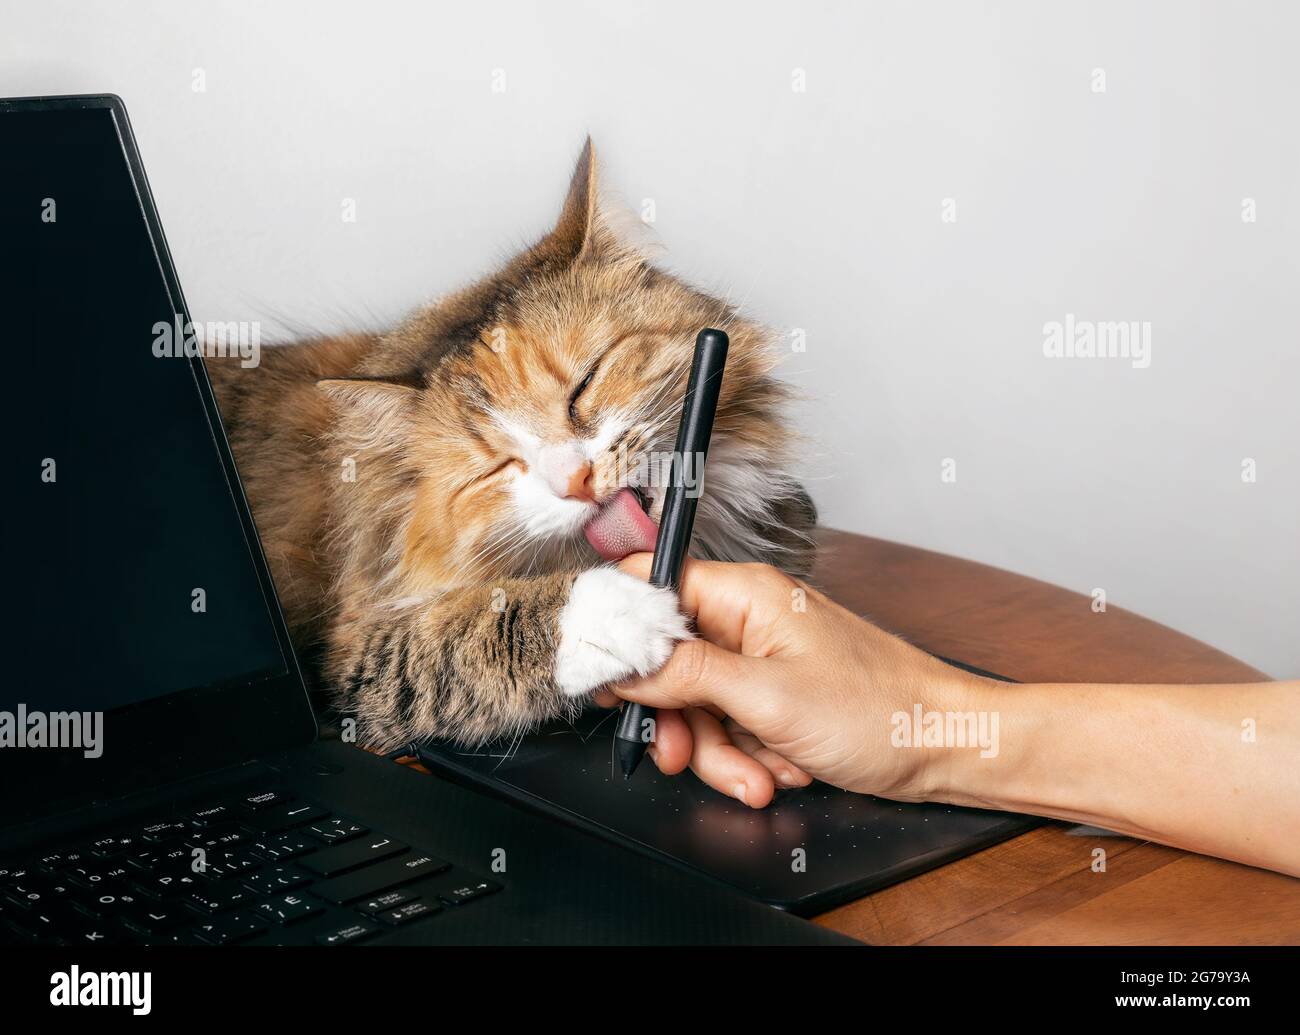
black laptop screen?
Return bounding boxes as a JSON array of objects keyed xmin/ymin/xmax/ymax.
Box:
[{"xmin": 0, "ymin": 105, "xmax": 287, "ymax": 717}]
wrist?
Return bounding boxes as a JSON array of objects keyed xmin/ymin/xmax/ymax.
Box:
[{"xmin": 925, "ymin": 663, "xmax": 1027, "ymax": 807}]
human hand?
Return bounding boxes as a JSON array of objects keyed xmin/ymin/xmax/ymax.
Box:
[{"xmin": 605, "ymin": 556, "xmax": 988, "ymax": 808}]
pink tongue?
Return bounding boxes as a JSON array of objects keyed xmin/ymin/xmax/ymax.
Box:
[{"xmin": 583, "ymin": 488, "xmax": 659, "ymax": 561}]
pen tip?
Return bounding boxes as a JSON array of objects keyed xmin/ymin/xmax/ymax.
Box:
[{"xmin": 616, "ymin": 738, "xmax": 643, "ymax": 778}]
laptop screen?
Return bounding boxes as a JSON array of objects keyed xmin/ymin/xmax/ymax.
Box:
[
  {"xmin": 2, "ymin": 103, "xmax": 286, "ymax": 710},
  {"xmin": 0, "ymin": 98, "xmax": 314, "ymax": 821}
]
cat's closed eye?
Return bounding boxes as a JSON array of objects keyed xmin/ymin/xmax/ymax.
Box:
[{"xmin": 568, "ymin": 366, "xmax": 597, "ymax": 422}]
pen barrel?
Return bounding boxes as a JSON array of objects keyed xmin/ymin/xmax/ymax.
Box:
[
  {"xmin": 649, "ymin": 328, "xmax": 730, "ymax": 591},
  {"xmin": 614, "ymin": 329, "xmax": 729, "ymax": 774}
]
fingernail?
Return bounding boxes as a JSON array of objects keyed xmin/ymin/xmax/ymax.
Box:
[
  {"xmin": 732, "ymin": 783, "xmax": 748, "ymax": 806},
  {"xmin": 776, "ymin": 771, "xmax": 798, "ymax": 787}
]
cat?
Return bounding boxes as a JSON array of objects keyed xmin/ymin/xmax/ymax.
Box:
[{"xmin": 207, "ymin": 140, "xmax": 816, "ymax": 752}]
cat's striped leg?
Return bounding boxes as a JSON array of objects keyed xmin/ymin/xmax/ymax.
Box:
[{"xmin": 326, "ymin": 569, "xmax": 687, "ymax": 751}]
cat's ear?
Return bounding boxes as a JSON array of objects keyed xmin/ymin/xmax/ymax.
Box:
[
  {"xmin": 533, "ymin": 137, "xmax": 604, "ymax": 267},
  {"xmin": 316, "ymin": 378, "xmax": 418, "ymax": 443},
  {"xmin": 525, "ymin": 139, "xmax": 655, "ymax": 272}
]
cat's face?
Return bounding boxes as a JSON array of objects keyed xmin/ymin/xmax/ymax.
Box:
[
  {"xmin": 470, "ymin": 317, "xmax": 698, "ymax": 544},
  {"xmin": 325, "ymin": 142, "xmax": 815, "ymax": 589}
]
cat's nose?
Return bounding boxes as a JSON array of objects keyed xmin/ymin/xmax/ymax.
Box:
[
  {"xmin": 538, "ymin": 444, "xmax": 596, "ymax": 503},
  {"xmin": 564, "ymin": 461, "xmax": 595, "ymax": 502}
]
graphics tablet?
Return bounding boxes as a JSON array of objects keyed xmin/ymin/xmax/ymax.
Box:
[{"xmin": 416, "ymin": 658, "xmax": 1040, "ymax": 915}]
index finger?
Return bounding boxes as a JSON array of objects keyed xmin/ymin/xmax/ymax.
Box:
[{"xmin": 615, "ymin": 555, "xmax": 796, "ymax": 655}]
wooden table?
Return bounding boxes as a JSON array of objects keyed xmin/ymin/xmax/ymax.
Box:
[{"xmin": 808, "ymin": 528, "xmax": 1300, "ymax": 945}]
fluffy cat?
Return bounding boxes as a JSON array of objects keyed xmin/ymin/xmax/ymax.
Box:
[{"xmin": 208, "ymin": 140, "xmax": 816, "ymax": 751}]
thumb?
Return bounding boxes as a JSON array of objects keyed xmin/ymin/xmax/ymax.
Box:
[{"xmin": 613, "ymin": 636, "xmax": 765, "ymax": 717}]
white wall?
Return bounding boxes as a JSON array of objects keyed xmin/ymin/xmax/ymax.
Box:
[{"xmin": 4, "ymin": 0, "xmax": 1296, "ymax": 676}]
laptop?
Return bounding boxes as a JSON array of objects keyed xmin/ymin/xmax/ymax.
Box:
[{"xmin": 0, "ymin": 94, "xmax": 856, "ymax": 946}]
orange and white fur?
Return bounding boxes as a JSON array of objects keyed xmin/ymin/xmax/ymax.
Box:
[{"xmin": 208, "ymin": 141, "xmax": 816, "ymax": 751}]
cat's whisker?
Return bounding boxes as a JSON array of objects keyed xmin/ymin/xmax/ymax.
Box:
[{"xmin": 493, "ymin": 726, "xmax": 525, "ymax": 771}]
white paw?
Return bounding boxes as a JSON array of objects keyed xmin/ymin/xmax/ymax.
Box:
[{"xmin": 554, "ymin": 568, "xmax": 691, "ymax": 697}]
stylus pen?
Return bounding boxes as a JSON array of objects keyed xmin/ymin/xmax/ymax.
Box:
[{"xmin": 615, "ymin": 328, "xmax": 729, "ymax": 778}]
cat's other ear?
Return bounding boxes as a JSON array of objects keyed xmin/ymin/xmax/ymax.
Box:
[{"xmin": 316, "ymin": 378, "xmax": 418, "ymax": 444}]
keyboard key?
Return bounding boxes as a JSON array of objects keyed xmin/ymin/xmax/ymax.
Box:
[
  {"xmin": 303, "ymin": 818, "xmax": 368, "ymax": 844},
  {"xmin": 133, "ymin": 870, "xmax": 206, "ymax": 899},
  {"xmin": 316, "ymin": 920, "xmax": 381, "ymax": 946},
  {"xmin": 249, "ymin": 833, "xmax": 316, "ymax": 862},
  {"xmin": 66, "ymin": 863, "xmax": 132, "ymax": 889},
  {"xmin": 13, "ymin": 902, "xmax": 90, "ymax": 938},
  {"xmin": 63, "ymin": 922, "xmax": 128, "ymax": 945},
  {"xmin": 242, "ymin": 866, "xmax": 311, "ymax": 897},
  {"xmin": 310, "ymin": 852, "xmax": 449, "ymax": 905},
  {"xmin": 75, "ymin": 890, "xmax": 145, "ymax": 917},
  {"xmin": 239, "ymin": 791, "xmax": 292, "ymax": 811},
  {"xmin": 139, "ymin": 819, "xmax": 189, "ymax": 842},
  {"xmin": 187, "ymin": 883, "xmax": 255, "ymax": 914},
  {"xmin": 193, "ymin": 911, "xmax": 267, "ymax": 945},
  {"xmin": 358, "ymin": 888, "xmax": 416, "ymax": 915},
  {"xmin": 160, "ymin": 928, "xmax": 209, "ymax": 947},
  {"xmin": 376, "ymin": 899, "xmax": 440, "ymax": 926},
  {"xmin": 254, "ymin": 800, "xmax": 323, "ymax": 826},
  {"xmin": 185, "ymin": 826, "xmax": 250, "ymax": 852},
  {"xmin": 127, "ymin": 846, "xmax": 175, "ymax": 872},
  {"xmin": 300, "ymin": 837, "xmax": 406, "ymax": 877},
  {"xmin": 43, "ymin": 852, "xmax": 91, "ymax": 873},
  {"xmin": 125, "ymin": 849, "xmax": 159, "ymax": 872},
  {"xmin": 36, "ymin": 850, "xmax": 79, "ymax": 870},
  {"xmin": 245, "ymin": 801, "xmax": 329, "ymax": 833},
  {"xmin": 127, "ymin": 843, "xmax": 190, "ymax": 872},
  {"xmin": 200, "ymin": 850, "xmax": 261, "ymax": 879},
  {"xmin": 4, "ymin": 875, "xmax": 75, "ymax": 909},
  {"xmin": 255, "ymin": 892, "xmax": 324, "ymax": 926},
  {"xmin": 427, "ymin": 876, "xmax": 502, "ymax": 907},
  {"xmin": 88, "ymin": 834, "xmax": 138, "ymax": 857},
  {"xmin": 190, "ymin": 804, "xmax": 235, "ymax": 828},
  {"xmin": 120, "ymin": 903, "xmax": 188, "ymax": 935},
  {"xmin": 1, "ymin": 917, "xmax": 38, "ymax": 942}
]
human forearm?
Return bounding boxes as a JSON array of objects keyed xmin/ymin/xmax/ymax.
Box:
[
  {"xmin": 612, "ymin": 558, "xmax": 1300, "ymax": 877},
  {"xmin": 937, "ymin": 676, "xmax": 1300, "ymax": 876}
]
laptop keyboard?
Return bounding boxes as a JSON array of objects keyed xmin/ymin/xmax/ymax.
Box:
[{"xmin": 0, "ymin": 790, "xmax": 501, "ymax": 946}]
